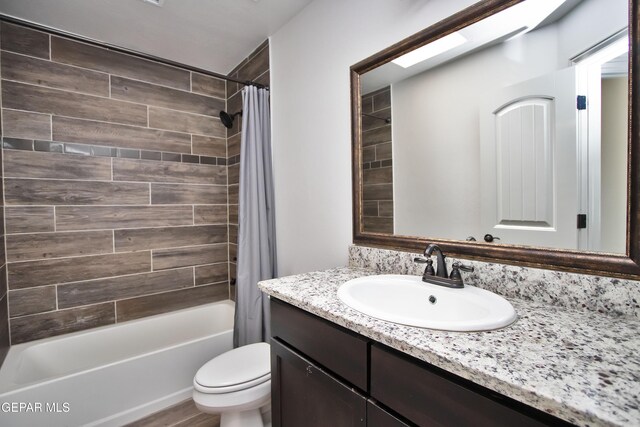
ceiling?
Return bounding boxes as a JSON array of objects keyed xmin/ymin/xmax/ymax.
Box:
[
  {"xmin": 0, "ymin": 0, "xmax": 313, "ymax": 74},
  {"xmin": 362, "ymin": 0, "xmax": 582, "ymax": 93}
]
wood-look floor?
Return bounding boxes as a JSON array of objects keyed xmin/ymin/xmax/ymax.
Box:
[{"xmin": 125, "ymin": 399, "xmax": 220, "ymax": 427}]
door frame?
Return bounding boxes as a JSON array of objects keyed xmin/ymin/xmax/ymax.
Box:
[{"xmin": 574, "ymin": 30, "xmax": 629, "ymax": 251}]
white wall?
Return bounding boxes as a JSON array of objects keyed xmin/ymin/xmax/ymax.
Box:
[
  {"xmin": 393, "ymin": 24, "xmax": 560, "ymax": 240},
  {"xmin": 600, "ymin": 77, "xmax": 628, "ymax": 253},
  {"xmin": 269, "ymin": 0, "xmax": 478, "ymax": 275}
]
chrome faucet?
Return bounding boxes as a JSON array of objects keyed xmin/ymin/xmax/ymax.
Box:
[{"xmin": 414, "ymin": 243, "xmax": 474, "ymax": 289}]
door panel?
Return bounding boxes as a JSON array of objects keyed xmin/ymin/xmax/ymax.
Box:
[
  {"xmin": 271, "ymin": 338, "xmax": 366, "ymax": 427},
  {"xmin": 480, "ymin": 68, "xmax": 578, "ymax": 249}
]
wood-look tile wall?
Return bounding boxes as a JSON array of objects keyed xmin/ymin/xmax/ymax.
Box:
[
  {"xmin": 0, "ymin": 47, "xmax": 9, "ymax": 365},
  {"xmin": 225, "ymin": 40, "xmax": 270, "ymax": 300},
  {"xmin": 0, "ymin": 22, "xmax": 232, "ymax": 344},
  {"xmin": 362, "ymin": 87, "xmax": 394, "ymax": 234}
]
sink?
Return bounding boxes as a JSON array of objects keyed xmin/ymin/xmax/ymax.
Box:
[{"xmin": 337, "ymin": 275, "xmax": 517, "ymax": 331}]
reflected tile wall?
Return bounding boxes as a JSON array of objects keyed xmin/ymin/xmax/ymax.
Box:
[{"xmin": 361, "ymin": 86, "xmax": 393, "ymax": 233}]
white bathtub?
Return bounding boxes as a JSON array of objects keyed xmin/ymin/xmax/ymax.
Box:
[{"xmin": 0, "ymin": 300, "xmax": 234, "ymax": 427}]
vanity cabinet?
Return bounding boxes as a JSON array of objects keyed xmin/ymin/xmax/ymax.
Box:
[{"xmin": 270, "ymin": 298, "xmax": 572, "ymax": 427}]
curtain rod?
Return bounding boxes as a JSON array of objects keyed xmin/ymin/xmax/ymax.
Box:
[
  {"xmin": 362, "ymin": 112, "xmax": 391, "ymax": 124},
  {"xmin": 0, "ymin": 14, "xmax": 269, "ymax": 90}
]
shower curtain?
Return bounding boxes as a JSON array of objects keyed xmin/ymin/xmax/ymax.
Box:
[{"xmin": 233, "ymin": 85, "xmax": 277, "ymax": 347}]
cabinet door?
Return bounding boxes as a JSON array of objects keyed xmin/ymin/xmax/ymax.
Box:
[
  {"xmin": 271, "ymin": 338, "xmax": 366, "ymax": 427},
  {"xmin": 367, "ymin": 400, "xmax": 412, "ymax": 427}
]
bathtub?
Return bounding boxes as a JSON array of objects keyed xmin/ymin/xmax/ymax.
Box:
[{"xmin": 0, "ymin": 300, "xmax": 234, "ymax": 427}]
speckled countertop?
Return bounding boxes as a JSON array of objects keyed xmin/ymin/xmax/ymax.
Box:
[{"xmin": 258, "ymin": 267, "xmax": 640, "ymax": 427}]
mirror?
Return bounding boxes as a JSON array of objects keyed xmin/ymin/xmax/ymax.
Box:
[{"xmin": 351, "ymin": 0, "xmax": 640, "ymax": 278}]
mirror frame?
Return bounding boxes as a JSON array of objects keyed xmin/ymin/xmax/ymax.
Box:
[{"xmin": 351, "ymin": 0, "xmax": 640, "ymax": 279}]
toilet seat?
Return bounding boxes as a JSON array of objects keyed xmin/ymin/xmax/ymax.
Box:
[
  {"xmin": 195, "ymin": 372, "xmax": 270, "ymax": 393},
  {"xmin": 194, "ymin": 342, "xmax": 270, "ymax": 394}
]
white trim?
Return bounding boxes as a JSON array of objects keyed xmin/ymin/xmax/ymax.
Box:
[{"xmin": 574, "ymin": 37, "xmax": 628, "ymax": 251}]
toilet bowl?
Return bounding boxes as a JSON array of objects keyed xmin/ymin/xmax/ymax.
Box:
[{"xmin": 193, "ymin": 342, "xmax": 271, "ymax": 427}]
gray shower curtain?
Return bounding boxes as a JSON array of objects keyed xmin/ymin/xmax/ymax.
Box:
[{"xmin": 233, "ymin": 85, "xmax": 277, "ymax": 347}]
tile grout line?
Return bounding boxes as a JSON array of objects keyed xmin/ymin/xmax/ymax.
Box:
[
  {"xmin": 6, "ymin": 239, "xmax": 227, "ymax": 264},
  {"xmin": 1, "ymin": 78, "xmax": 225, "ymax": 121},
  {"xmin": 4, "ymin": 47, "xmax": 110, "ymax": 82},
  {"xmin": 12, "ymin": 279, "xmax": 230, "ymax": 323},
  {"xmin": 1, "ymin": 106, "xmax": 226, "ymax": 140},
  {"xmin": 2, "ymin": 66, "xmax": 225, "ymax": 107},
  {"xmin": 2, "ymin": 141, "xmax": 226, "ymax": 166},
  {"xmin": 2, "ymin": 45, "xmax": 227, "ymax": 99},
  {"xmin": 16, "ymin": 33, "xmax": 202, "ymax": 91},
  {"xmin": 7, "ymin": 223, "xmax": 228, "ymax": 235},
  {"xmin": 2, "ymin": 77, "xmax": 151, "ymax": 113},
  {"xmin": 4, "ymin": 176, "xmax": 229, "ymax": 188},
  {"xmin": 10, "ymin": 264, "xmax": 219, "ymax": 300},
  {"xmin": 6, "ymin": 203, "xmax": 226, "ymax": 211},
  {"xmin": 1, "ymin": 72, "xmax": 12, "ymax": 345}
]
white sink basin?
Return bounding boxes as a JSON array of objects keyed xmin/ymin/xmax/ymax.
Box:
[{"xmin": 337, "ymin": 275, "xmax": 517, "ymax": 331}]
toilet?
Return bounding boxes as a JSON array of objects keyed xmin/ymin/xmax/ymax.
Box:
[{"xmin": 193, "ymin": 342, "xmax": 271, "ymax": 427}]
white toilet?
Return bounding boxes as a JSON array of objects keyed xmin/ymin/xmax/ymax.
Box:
[{"xmin": 193, "ymin": 342, "xmax": 271, "ymax": 427}]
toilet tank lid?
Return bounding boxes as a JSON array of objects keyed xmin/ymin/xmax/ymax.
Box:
[{"xmin": 195, "ymin": 342, "xmax": 270, "ymax": 388}]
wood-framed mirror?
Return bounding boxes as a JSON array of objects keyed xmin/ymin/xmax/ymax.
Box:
[{"xmin": 351, "ymin": 0, "xmax": 639, "ymax": 279}]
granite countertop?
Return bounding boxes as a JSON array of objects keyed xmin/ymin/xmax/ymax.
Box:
[{"xmin": 258, "ymin": 267, "xmax": 640, "ymax": 427}]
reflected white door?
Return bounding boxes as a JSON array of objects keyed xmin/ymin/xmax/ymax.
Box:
[{"xmin": 480, "ymin": 68, "xmax": 578, "ymax": 249}]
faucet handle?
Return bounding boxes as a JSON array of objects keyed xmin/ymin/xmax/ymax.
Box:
[
  {"xmin": 449, "ymin": 262, "xmax": 475, "ymax": 283},
  {"xmin": 452, "ymin": 261, "xmax": 474, "ymax": 272},
  {"xmin": 414, "ymin": 257, "xmax": 435, "ymax": 276}
]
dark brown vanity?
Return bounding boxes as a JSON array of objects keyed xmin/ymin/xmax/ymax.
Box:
[{"xmin": 270, "ymin": 298, "xmax": 572, "ymax": 427}]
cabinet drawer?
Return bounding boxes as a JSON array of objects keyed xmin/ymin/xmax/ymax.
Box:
[
  {"xmin": 371, "ymin": 344, "xmax": 564, "ymax": 427},
  {"xmin": 271, "ymin": 298, "xmax": 369, "ymax": 391}
]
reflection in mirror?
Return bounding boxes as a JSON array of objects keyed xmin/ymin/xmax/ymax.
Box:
[
  {"xmin": 359, "ymin": 0, "xmax": 629, "ymax": 253},
  {"xmin": 361, "ymin": 87, "xmax": 394, "ymax": 233}
]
